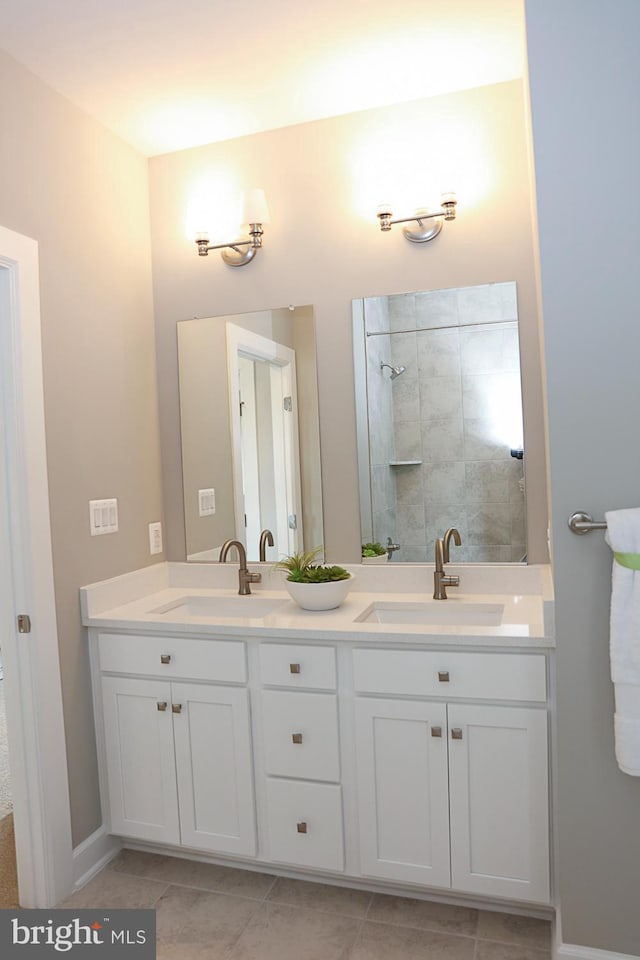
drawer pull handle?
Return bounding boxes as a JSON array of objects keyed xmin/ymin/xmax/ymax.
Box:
[
  {"xmin": 438, "ymin": 671, "xmax": 450, "ymax": 683},
  {"xmin": 289, "ymin": 663, "xmax": 301, "ymax": 674},
  {"xmin": 431, "ymin": 726, "xmax": 442, "ymax": 738},
  {"xmin": 157, "ymin": 701, "xmax": 168, "ymax": 712},
  {"xmin": 451, "ymin": 727, "xmax": 463, "ymax": 740},
  {"xmin": 172, "ymin": 703, "xmax": 182, "ymax": 714},
  {"xmin": 161, "ymin": 654, "xmax": 171, "ymax": 665},
  {"xmin": 296, "ymin": 821, "xmax": 307, "ymax": 834},
  {"xmin": 292, "ymin": 733, "xmax": 303, "ymax": 744}
]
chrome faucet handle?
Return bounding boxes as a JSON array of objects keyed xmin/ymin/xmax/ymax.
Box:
[
  {"xmin": 386, "ymin": 537, "xmax": 400, "ymax": 559},
  {"xmin": 442, "ymin": 527, "xmax": 462, "ymax": 563}
]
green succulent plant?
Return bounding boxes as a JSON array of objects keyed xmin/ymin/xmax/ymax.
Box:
[
  {"xmin": 274, "ymin": 547, "xmax": 350, "ymax": 583},
  {"xmin": 361, "ymin": 541, "xmax": 387, "ymax": 558}
]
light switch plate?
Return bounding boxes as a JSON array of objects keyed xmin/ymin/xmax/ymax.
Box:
[
  {"xmin": 149, "ymin": 521, "xmax": 163, "ymax": 555},
  {"xmin": 89, "ymin": 499, "xmax": 118, "ymax": 536},
  {"xmin": 198, "ymin": 488, "xmax": 216, "ymax": 517}
]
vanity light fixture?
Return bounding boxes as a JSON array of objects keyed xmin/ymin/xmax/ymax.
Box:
[
  {"xmin": 195, "ymin": 189, "xmax": 270, "ymax": 267},
  {"xmin": 377, "ymin": 192, "xmax": 457, "ymax": 244}
]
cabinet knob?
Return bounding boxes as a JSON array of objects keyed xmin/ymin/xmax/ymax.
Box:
[
  {"xmin": 172, "ymin": 703, "xmax": 182, "ymax": 714},
  {"xmin": 157, "ymin": 701, "xmax": 168, "ymax": 712},
  {"xmin": 161, "ymin": 654, "xmax": 171, "ymax": 664},
  {"xmin": 292, "ymin": 733, "xmax": 303, "ymax": 744},
  {"xmin": 431, "ymin": 726, "xmax": 442, "ymax": 738},
  {"xmin": 296, "ymin": 821, "xmax": 307, "ymax": 834},
  {"xmin": 438, "ymin": 671, "xmax": 450, "ymax": 683},
  {"xmin": 451, "ymin": 727, "xmax": 463, "ymax": 740},
  {"xmin": 289, "ymin": 663, "xmax": 301, "ymax": 674}
]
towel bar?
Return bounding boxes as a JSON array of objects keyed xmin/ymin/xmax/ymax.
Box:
[{"xmin": 568, "ymin": 511, "xmax": 607, "ymax": 535}]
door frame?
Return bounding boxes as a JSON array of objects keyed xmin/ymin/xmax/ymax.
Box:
[{"xmin": 0, "ymin": 225, "xmax": 73, "ymax": 906}]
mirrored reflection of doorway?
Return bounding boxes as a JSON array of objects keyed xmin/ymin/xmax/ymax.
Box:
[{"xmin": 229, "ymin": 324, "xmax": 303, "ymax": 561}]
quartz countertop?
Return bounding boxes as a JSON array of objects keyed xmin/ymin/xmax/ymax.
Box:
[{"xmin": 81, "ymin": 562, "xmax": 554, "ymax": 648}]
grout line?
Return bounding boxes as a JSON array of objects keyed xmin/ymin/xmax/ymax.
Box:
[
  {"xmin": 261, "ymin": 875, "xmax": 277, "ymax": 901},
  {"xmin": 363, "ymin": 917, "xmax": 477, "ymax": 940},
  {"xmin": 363, "ymin": 893, "xmax": 374, "ymax": 920}
]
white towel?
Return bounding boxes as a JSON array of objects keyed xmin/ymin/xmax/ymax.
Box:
[{"xmin": 605, "ymin": 507, "xmax": 640, "ymax": 775}]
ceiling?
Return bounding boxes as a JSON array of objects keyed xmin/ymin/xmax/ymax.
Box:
[{"xmin": 0, "ymin": 0, "xmax": 525, "ymax": 157}]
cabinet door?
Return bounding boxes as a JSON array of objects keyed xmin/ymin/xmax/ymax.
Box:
[
  {"xmin": 448, "ymin": 704, "xmax": 549, "ymax": 903},
  {"xmin": 172, "ymin": 683, "xmax": 257, "ymax": 856},
  {"xmin": 101, "ymin": 676, "xmax": 180, "ymax": 844},
  {"xmin": 355, "ymin": 698, "xmax": 450, "ymax": 887}
]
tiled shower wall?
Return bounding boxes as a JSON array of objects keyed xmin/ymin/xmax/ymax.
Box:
[{"xmin": 366, "ymin": 282, "xmax": 526, "ymax": 563}]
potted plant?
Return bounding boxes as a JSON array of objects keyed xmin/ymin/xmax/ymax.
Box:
[
  {"xmin": 361, "ymin": 541, "xmax": 388, "ymax": 564},
  {"xmin": 274, "ymin": 547, "xmax": 353, "ymax": 611}
]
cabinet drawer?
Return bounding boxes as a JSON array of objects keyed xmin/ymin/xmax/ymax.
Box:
[
  {"xmin": 98, "ymin": 633, "xmax": 246, "ymax": 683},
  {"xmin": 261, "ymin": 691, "xmax": 340, "ymax": 782},
  {"xmin": 259, "ymin": 643, "xmax": 336, "ymax": 689},
  {"xmin": 265, "ymin": 778, "xmax": 344, "ymax": 871},
  {"xmin": 353, "ymin": 649, "xmax": 546, "ymax": 702}
]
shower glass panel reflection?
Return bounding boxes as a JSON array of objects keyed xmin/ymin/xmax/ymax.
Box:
[{"xmin": 354, "ymin": 283, "xmax": 526, "ymax": 563}]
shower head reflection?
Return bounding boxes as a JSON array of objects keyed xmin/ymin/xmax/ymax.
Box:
[{"xmin": 380, "ymin": 361, "xmax": 407, "ymax": 380}]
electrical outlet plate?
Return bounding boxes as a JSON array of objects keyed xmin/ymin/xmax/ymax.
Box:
[
  {"xmin": 89, "ymin": 499, "xmax": 118, "ymax": 536},
  {"xmin": 149, "ymin": 521, "xmax": 163, "ymax": 555}
]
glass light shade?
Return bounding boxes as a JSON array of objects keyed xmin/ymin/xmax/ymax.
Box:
[{"xmin": 241, "ymin": 189, "xmax": 270, "ymax": 226}]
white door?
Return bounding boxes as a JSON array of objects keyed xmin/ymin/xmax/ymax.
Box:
[
  {"xmin": 227, "ymin": 323, "xmax": 303, "ymax": 559},
  {"xmin": 101, "ymin": 676, "xmax": 180, "ymax": 845},
  {"xmin": 0, "ymin": 228, "xmax": 72, "ymax": 906},
  {"xmin": 448, "ymin": 703, "xmax": 550, "ymax": 903},
  {"xmin": 238, "ymin": 357, "xmax": 260, "ymax": 551},
  {"xmin": 355, "ymin": 697, "xmax": 450, "ymax": 887},
  {"xmin": 173, "ymin": 683, "xmax": 256, "ymax": 856}
]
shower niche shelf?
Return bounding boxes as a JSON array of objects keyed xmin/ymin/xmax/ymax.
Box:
[{"xmin": 388, "ymin": 460, "xmax": 423, "ymax": 467}]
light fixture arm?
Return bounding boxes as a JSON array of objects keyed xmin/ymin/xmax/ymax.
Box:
[
  {"xmin": 377, "ymin": 194, "xmax": 457, "ymax": 244},
  {"xmin": 196, "ymin": 222, "xmax": 264, "ymax": 267}
]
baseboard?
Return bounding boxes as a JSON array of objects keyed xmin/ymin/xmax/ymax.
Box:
[
  {"xmin": 556, "ymin": 943, "xmax": 640, "ymax": 960},
  {"xmin": 72, "ymin": 825, "xmax": 121, "ymax": 891}
]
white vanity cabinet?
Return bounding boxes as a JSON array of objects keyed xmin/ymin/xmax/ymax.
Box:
[
  {"xmin": 95, "ymin": 633, "xmax": 256, "ymax": 857},
  {"xmin": 353, "ymin": 648, "xmax": 550, "ymax": 904},
  {"xmin": 90, "ymin": 626, "xmax": 551, "ymax": 907},
  {"xmin": 258, "ymin": 643, "xmax": 344, "ymax": 872}
]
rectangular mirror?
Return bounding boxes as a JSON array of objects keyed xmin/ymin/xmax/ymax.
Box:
[
  {"xmin": 353, "ymin": 282, "xmax": 526, "ymax": 563},
  {"xmin": 178, "ymin": 305, "xmax": 323, "ymax": 562}
]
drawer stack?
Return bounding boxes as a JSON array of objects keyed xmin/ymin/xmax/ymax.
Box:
[{"xmin": 258, "ymin": 643, "xmax": 343, "ymax": 871}]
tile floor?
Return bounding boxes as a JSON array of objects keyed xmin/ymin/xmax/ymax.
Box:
[{"xmin": 61, "ymin": 850, "xmax": 552, "ymax": 960}]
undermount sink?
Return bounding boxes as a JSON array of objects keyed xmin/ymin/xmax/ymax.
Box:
[
  {"xmin": 149, "ymin": 595, "xmax": 288, "ymax": 619},
  {"xmin": 354, "ymin": 600, "xmax": 505, "ymax": 627}
]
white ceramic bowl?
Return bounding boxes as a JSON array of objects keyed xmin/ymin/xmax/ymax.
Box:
[{"xmin": 285, "ymin": 576, "xmax": 353, "ymax": 611}]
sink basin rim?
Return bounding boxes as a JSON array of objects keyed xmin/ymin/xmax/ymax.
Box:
[
  {"xmin": 354, "ymin": 599, "xmax": 505, "ymax": 627},
  {"xmin": 149, "ymin": 594, "xmax": 288, "ymax": 619}
]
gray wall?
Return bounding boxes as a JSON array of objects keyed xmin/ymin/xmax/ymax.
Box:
[
  {"xmin": 0, "ymin": 50, "xmax": 162, "ymax": 845},
  {"xmin": 149, "ymin": 79, "xmax": 549, "ymax": 566},
  {"xmin": 526, "ymin": 0, "xmax": 640, "ymax": 953}
]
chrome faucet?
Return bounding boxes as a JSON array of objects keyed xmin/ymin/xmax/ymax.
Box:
[
  {"xmin": 219, "ymin": 539, "xmax": 262, "ymax": 595},
  {"xmin": 259, "ymin": 529, "xmax": 274, "ymax": 562},
  {"xmin": 433, "ymin": 527, "xmax": 462, "ymax": 600}
]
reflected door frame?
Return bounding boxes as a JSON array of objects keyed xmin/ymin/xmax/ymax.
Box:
[{"xmin": 226, "ymin": 323, "xmax": 303, "ymax": 559}]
